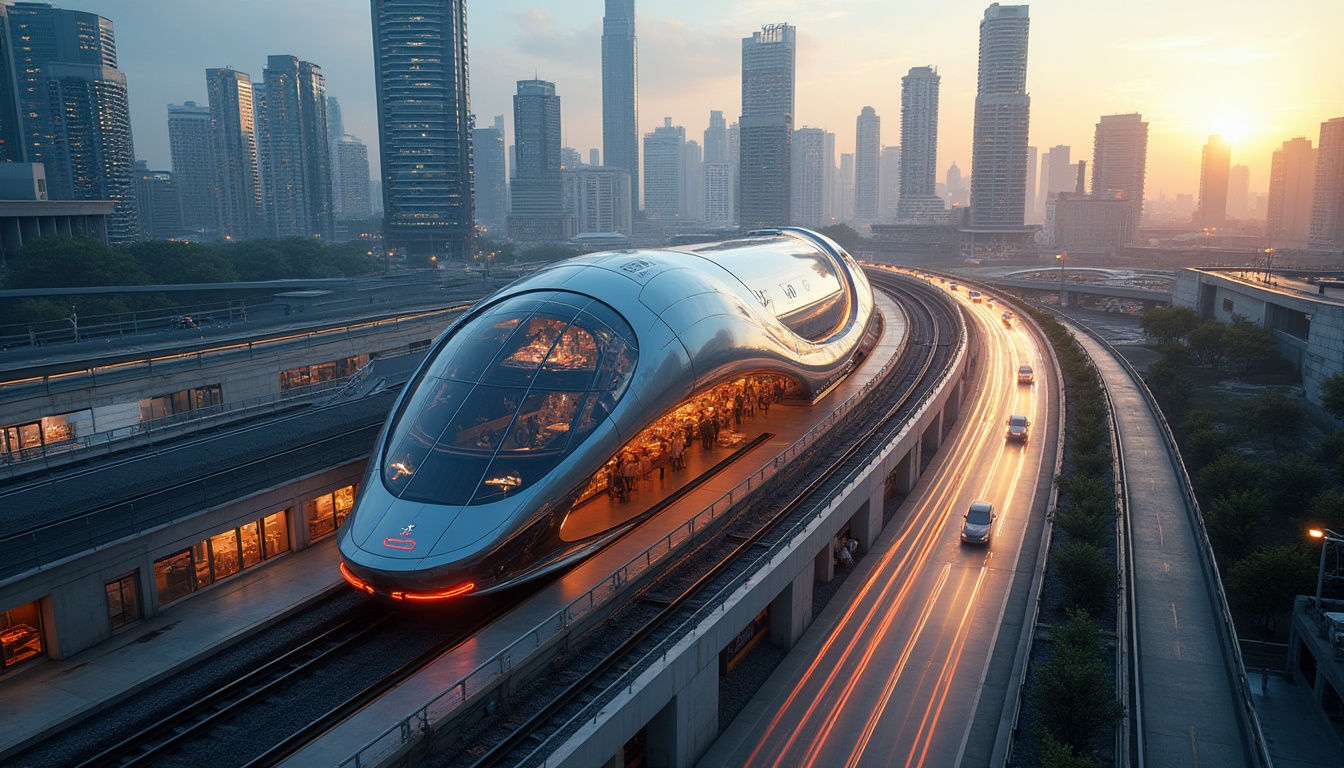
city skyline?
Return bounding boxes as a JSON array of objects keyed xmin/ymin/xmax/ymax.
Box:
[{"xmin": 38, "ymin": 0, "xmax": 1344, "ymax": 204}]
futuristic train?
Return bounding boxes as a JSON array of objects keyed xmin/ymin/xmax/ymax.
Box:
[{"xmin": 338, "ymin": 228, "xmax": 879, "ymax": 600}]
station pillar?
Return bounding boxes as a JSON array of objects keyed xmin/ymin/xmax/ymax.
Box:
[
  {"xmin": 769, "ymin": 564, "xmax": 814, "ymax": 649},
  {"xmin": 645, "ymin": 659, "xmax": 719, "ymax": 768}
]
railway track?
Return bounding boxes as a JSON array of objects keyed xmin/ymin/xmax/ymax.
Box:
[{"xmin": 425, "ymin": 273, "xmax": 964, "ymax": 768}]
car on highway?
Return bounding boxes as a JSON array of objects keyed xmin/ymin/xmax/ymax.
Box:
[
  {"xmin": 1005, "ymin": 413, "xmax": 1030, "ymax": 442},
  {"xmin": 1017, "ymin": 364, "xmax": 1034, "ymax": 384},
  {"xmin": 1002, "ymin": 310, "xmax": 1014, "ymax": 326},
  {"xmin": 968, "ymin": 290, "xmax": 983, "ymax": 303},
  {"xmin": 961, "ymin": 501, "xmax": 996, "ymax": 545}
]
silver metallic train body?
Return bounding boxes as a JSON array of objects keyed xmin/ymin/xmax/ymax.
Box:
[{"xmin": 338, "ymin": 228, "xmax": 877, "ymax": 600}]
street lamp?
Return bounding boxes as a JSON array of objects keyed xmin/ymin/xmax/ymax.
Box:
[
  {"xmin": 1310, "ymin": 528, "xmax": 1344, "ymax": 609},
  {"xmin": 1263, "ymin": 247, "xmax": 1275, "ymax": 286},
  {"xmin": 1055, "ymin": 251, "xmax": 1067, "ymax": 307}
]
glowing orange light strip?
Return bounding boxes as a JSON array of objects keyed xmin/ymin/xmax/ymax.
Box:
[
  {"xmin": 340, "ymin": 562, "xmax": 475, "ymax": 600},
  {"xmin": 339, "ymin": 562, "xmax": 375, "ymax": 595}
]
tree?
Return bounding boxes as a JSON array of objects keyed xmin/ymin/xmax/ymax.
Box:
[
  {"xmin": 1052, "ymin": 541, "xmax": 1116, "ymax": 614},
  {"xmin": 1144, "ymin": 356, "xmax": 1192, "ymax": 421},
  {"xmin": 1268, "ymin": 454, "xmax": 1327, "ymax": 512},
  {"xmin": 1196, "ymin": 453, "xmax": 1265, "ymax": 497},
  {"xmin": 1140, "ymin": 306, "xmax": 1199, "ymax": 344},
  {"xmin": 1181, "ymin": 427, "xmax": 1239, "ymax": 473},
  {"xmin": 1038, "ymin": 729, "xmax": 1103, "ymax": 768},
  {"xmin": 1321, "ymin": 372, "xmax": 1344, "ymax": 421},
  {"xmin": 123, "ymin": 239, "xmax": 238, "ymax": 283},
  {"xmin": 1204, "ymin": 489, "xmax": 1269, "ymax": 564},
  {"xmin": 817, "ymin": 223, "xmax": 865, "ymax": 254},
  {"xmin": 1187, "ymin": 320, "xmax": 1227, "ymax": 368},
  {"xmin": 518, "ymin": 243, "xmax": 579, "ymax": 263},
  {"xmin": 1228, "ymin": 543, "xmax": 1316, "ymax": 634},
  {"xmin": 1223, "ymin": 315, "xmax": 1278, "ymax": 375},
  {"xmin": 1034, "ymin": 610, "xmax": 1123, "ymax": 753},
  {"xmin": 5, "ymin": 235, "xmax": 150, "ymax": 288},
  {"xmin": 1248, "ymin": 389, "xmax": 1307, "ymax": 453}
]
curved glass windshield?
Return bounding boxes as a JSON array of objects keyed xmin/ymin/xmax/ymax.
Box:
[{"xmin": 381, "ymin": 292, "xmax": 638, "ymax": 505}]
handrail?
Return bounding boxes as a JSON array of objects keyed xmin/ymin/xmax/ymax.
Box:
[
  {"xmin": 1063, "ymin": 317, "xmax": 1271, "ymax": 768},
  {"xmin": 337, "ymin": 278, "xmax": 965, "ymax": 768}
]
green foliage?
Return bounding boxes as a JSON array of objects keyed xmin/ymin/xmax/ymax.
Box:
[
  {"xmin": 121, "ymin": 240, "xmax": 238, "ymax": 283},
  {"xmin": 1144, "ymin": 356, "xmax": 1193, "ymax": 421},
  {"xmin": 5, "ymin": 236, "xmax": 149, "ymax": 288},
  {"xmin": 1187, "ymin": 320, "xmax": 1228, "ymax": 368},
  {"xmin": 1196, "ymin": 453, "xmax": 1266, "ymax": 497},
  {"xmin": 1248, "ymin": 389, "xmax": 1307, "ymax": 453},
  {"xmin": 1037, "ymin": 728, "xmax": 1104, "ymax": 768},
  {"xmin": 1052, "ymin": 541, "xmax": 1116, "ymax": 614},
  {"xmin": 1181, "ymin": 426, "xmax": 1239, "ymax": 473},
  {"xmin": 518, "ymin": 243, "xmax": 580, "ymax": 263},
  {"xmin": 1229, "ymin": 543, "xmax": 1317, "ymax": 634},
  {"xmin": 816, "ymin": 223, "xmax": 865, "ymax": 254},
  {"xmin": 1321, "ymin": 373, "xmax": 1344, "ymax": 421},
  {"xmin": 1222, "ymin": 315, "xmax": 1278, "ymax": 375},
  {"xmin": 1140, "ymin": 306, "xmax": 1199, "ymax": 344},
  {"xmin": 1268, "ymin": 454, "xmax": 1327, "ymax": 512},
  {"xmin": 1034, "ymin": 610, "xmax": 1123, "ymax": 753},
  {"xmin": 1204, "ymin": 489, "xmax": 1270, "ymax": 564}
]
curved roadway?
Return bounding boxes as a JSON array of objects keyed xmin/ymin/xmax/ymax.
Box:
[{"xmin": 703, "ymin": 283, "xmax": 1057, "ymax": 767}]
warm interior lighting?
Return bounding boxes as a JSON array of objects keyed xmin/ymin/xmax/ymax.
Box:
[{"xmin": 1311, "ymin": 529, "xmax": 1325, "ymax": 539}]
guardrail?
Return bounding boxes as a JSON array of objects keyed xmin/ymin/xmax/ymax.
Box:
[
  {"xmin": 1063, "ymin": 318, "xmax": 1271, "ymax": 768},
  {"xmin": 338, "ymin": 278, "xmax": 956, "ymax": 768}
]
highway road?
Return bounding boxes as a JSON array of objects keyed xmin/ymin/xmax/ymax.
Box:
[{"xmin": 704, "ymin": 282, "xmax": 1057, "ymax": 767}]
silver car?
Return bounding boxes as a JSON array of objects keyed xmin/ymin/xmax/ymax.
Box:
[{"xmin": 961, "ymin": 501, "xmax": 996, "ymax": 545}]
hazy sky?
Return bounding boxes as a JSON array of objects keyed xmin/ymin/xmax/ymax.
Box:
[{"xmin": 53, "ymin": 0, "xmax": 1344, "ymax": 200}]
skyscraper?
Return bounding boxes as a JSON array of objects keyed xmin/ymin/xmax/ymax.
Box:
[
  {"xmin": 334, "ymin": 135, "xmax": 371, "ymax": 221},
  {"xmin": 563, "ymin": 166, "xmax": 632, "ymax": 236},
  {"xmin": 5, "ymin": 3, "xmax": 138, "ymax": 242},
  {"xmin": 704, "ymin": 111, "xmax": 732, "ymax": 225},
  {"xmin": 1024, "ymin": 146, "xmax": 1037, "ymax": 222},
  {"xmin": 602, "ymin": 0, "xmax": 638, "ymax": 217},
  {"xmin": 1196, "ymin": 134, "xmax": 1230, "ymax": 227},
  {"xmin": 643, "ymin": 117, "xmax": 685, "ymax": 218},
  {"xmin": 134, "ymin": 161, "xmax": 181, "ymax": 240},
  {"xmin": 969, "ymin": 3, "xmax": 1031, "ymax": 228},
  {"xmin": 1091, "ymin": 113, "xmax": 1148, "ymax": 234},
  {"xmin": 853, "ymin": 107, "xmax": 881, "ymax": 222},
  {"xmin": 839, "ymin": 152, "xmax": 854, "ymax": 222},
  {"xmin": 472, "ymin": 121, "xmax": 508, "ymax": 232},
  {"xmin": 791, "ymin": 127, "xmax": 827, "ymax": 228},
  {"xmin": 0, "ymin": 5, "xmax": 25, "ymax": 162},
  {"xmin": 1266, "ymin": 137, "xmax": 1315, "ymax": 242},
  {"xmin": 739, "ymin": 23, "xmax": 795, "ymax": 230},
  {"xmin": 898, "ymin": 65, "xmax": 944, "ymax": 221},
  {"xmin": 1310, "ymin": 117, "xmax": 1344, "ymax": 252},
  {"xmin": 373, "ymin": 0, "xmax": 473, "ymax": 258},
  {"xmin": 257, "ymin": 55, "xmax": 334, "ymax": 240},
  {"xmin": 684, "ymin": 139, "xmax": 704, "ymax": 220},
  {"xmin": 508, "ymin": 78, "xmax": 571, "ymax": 241},
  {"xmin": 1226, "ymin": 164, "xmax": 1250, "ymax": 219},
  {"xmin": 1040, "ymin": 145, "xmax": 1073, "ymax": 205},
  {"xmin": 168, "ymin": 101, "xmax": 216, "ymax": 237},
  {"xmin": 880, "ymin": 145, "xmax": 901, "ymax": 221},
  {"xmin": 207, "ymin": 68, "xmax": 262, "ymax": 241}
]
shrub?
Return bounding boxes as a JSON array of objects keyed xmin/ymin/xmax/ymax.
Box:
[{"xmin": 1053, "ymin": 541, "xmax": 1116, "ymax": 614}]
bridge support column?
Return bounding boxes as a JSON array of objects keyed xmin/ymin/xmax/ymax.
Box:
[
  {"xmin": 921, "ymin": 410, "xmax": 943, "ymax": 455},
  {"xmin": 891, "ymin": 446, "xmax": 919, "ymax": 495},
  {"xmin": 849, "ymin": 494, "xmax": 884, "ymax": 553},
  {"xmin": 645, "ymin": 656, "xmax": 719, "ymax": 768},
  {"xmin": 769, "ymin": 564, "xmax": 814, "ymax": 649},
  {"xmin": 814, "ymin": 540, "xmax": 835, "ymax": 583}
]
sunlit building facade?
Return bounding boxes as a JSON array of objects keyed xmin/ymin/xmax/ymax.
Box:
[
  {"xmin": 969, "ymin": 3, "xmax": 1030, "ymax": 227},
  {"xmin": 854, "ymin": 107, "xmax": 880, "ymax": 222},
  {"xmin": 643, "ymin": 117, "xmax": 685, "ymax": 219},
  {"xmin": 1311, "ymin": 118, "xmax": 1344, "ymax": 252},
  {"xmin": 1090, "ymin": 113, "xmax": 1147, "ymax": 239},
  {"xmin": 373, "ymin": 0, "xmax": 474, "ymax": 258},
  {"xmin": 1196, "ymin": 134, "xmax": 1230, "ymax": 228},
  {"xmin": 207, "ymin": 67, "xmax": 262, "ymax": 241},
  {"xmin": 602, "ymin": 0, "xmax": 638, "ymax": 218},
  {"xmin": 508, "ymin": 78, "xmax": 571, "ymax": 242},
  {"xmin": 257, "ymin": 55, "xmax": 335, "ymax": 240},
  {"xmin": 898, "ymin": 66, "xmax": 944, "ymax": 222},
  {"xmin": 1267, "ymin": 137, "xmax": 1315, "ymax": 243},
  {"xmin": 739, "ymin": 23, "xmax": 795, "ymax": 230}
]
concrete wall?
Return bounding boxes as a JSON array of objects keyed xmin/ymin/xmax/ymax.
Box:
[
  {"xmin": 547, "ymin": 326, "xmax": 970, "ymax": 768},
  {"xmin": 0, "ymin": 460, "xmax": 367, "ymax": 660}
]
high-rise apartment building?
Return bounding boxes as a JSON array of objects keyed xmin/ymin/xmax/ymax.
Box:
[
  {"xmin": 880, "ymin": 145, "xmax": 901, "ymax": 221},
  {"xmin": 643, "ymin": 117, "xmax": 685, "ymax": 218},
  {"xmin": 134, "ymin": 161, "xmax": 181, "ymax": 240},
  {"xmin": 854, "ymin": 106, "xmax": 881, "ymax": 222},
  {"xmin": 207, "ymin": 68, "xmax": 262, "ymax": 241},
  {"xmin": 1024, "ymin": 146, "xmax": 1037, "ymax": 222},
  {"xmin": 791, "ymin": 127, "xmax": 827, "ymax": 228},
  {"xmin": 508, "ymin": 78, "xmax": 571, "ymax": 241},
  {"xmin": 1090, "ymin": 113, "xmax": 1147, "ymax": 236},
  {"xmin": 739, "ymin": 23, "xmax": 795, "ymax": 230},
  {"xmin": 897, "ymin": 65, "xmax": 944, "ymax": 221},
  {"xmin": 334, "ymin": 135, "xmax": 371, "ymax": 221},
  {"xmin": 1227, "ymin": 164, "xmax": 1250, "ymax": 219},
  {"xmin": 563, "ymin": 165, "xmax": 632, "ymax": 236},
  {"xmin": 1039, "ymin": 145, "xmax": 1073, "ymax": 209},
  {"xmin": 1266, "ymin": 137, "xmax": 1315, "ymax": 242},
  {"xmin": 168, "ymin": 101, "xmax": 217, "ymax": 237},
  {"xmin": 946, "ymin": 162, "xmax": 967, "ymax": 208},
  {"xmin": 704, "ymin": 110, "xmax": 733, "ymax": 225},
  {"xmin": 472, "ymin": 122, "xmax": 507, "ymax": 232},
  {"xmin": 685, "ymin": 139, "xmax": 704, "ymax": 221},
  {"xmin": 0, "ymin": 5, "xmax": 25, "ymax": 162},
  {"xmin": 969, "ymin": 3, "xmax": 1031, "ymax": 227},
  {"xmin": 838, "ymin": 153, "xmax": 854, "ymax": 222},
  {"xmin": 1310, "ymin": 117, "xmax": 1344, "ymax": 252},
  {"xmin": 602, "ymin": 0, "xmax": 638, "ymax": 217},
  {"xmin": 5, "ymin": 3, "xmax": 138, "ymax": 242},
  {"xmin": 257, "ymin": 55, "xmax": 334, "ymax": 240},
  {"xmin": 1197, "ymin": 134, "xmax": 1231, "ymax": 227},
  {"xmin": 373, "ymin": 0, "xmax": 473, "ymax": 258}
]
